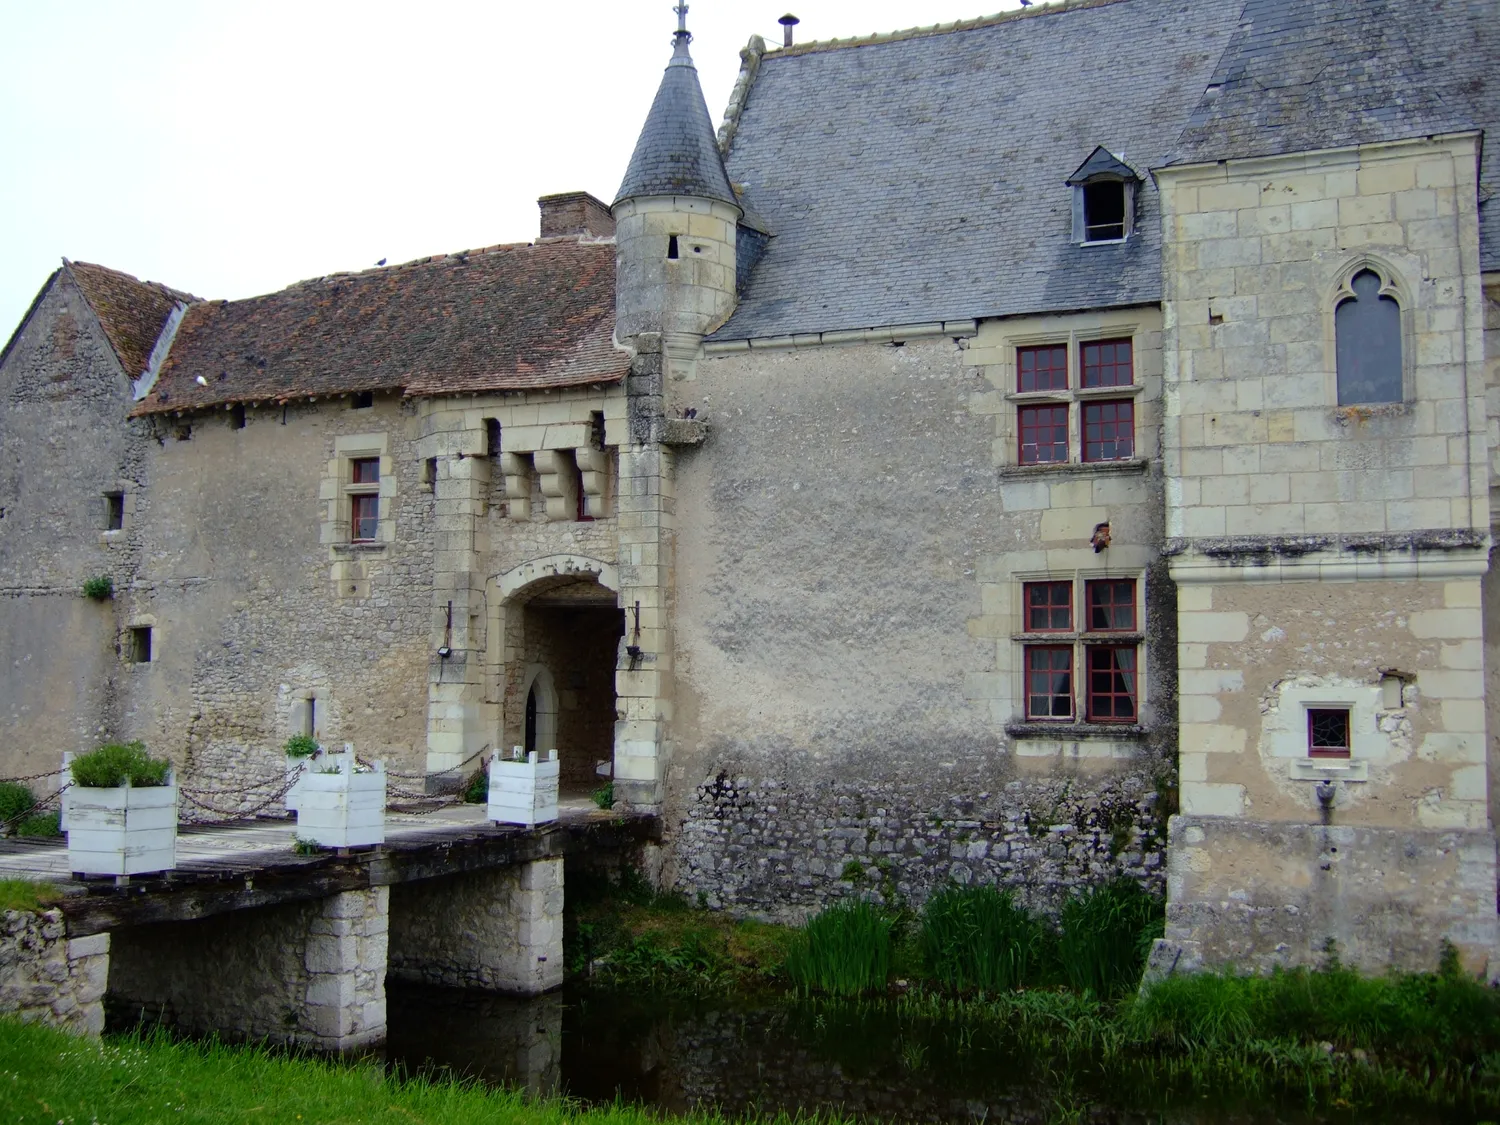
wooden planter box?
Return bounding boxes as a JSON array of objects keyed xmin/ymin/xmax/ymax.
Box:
[
  {"xmin": 66, "ymin": 773, "xmax": 178, "ymax": 877},
  {"xmin": 489, "ymin": 748, "xmax": 559, "ymax": 827},
  {"xmin": 295, "ymin": 754, "xmax": 385, "ymax": 848}
]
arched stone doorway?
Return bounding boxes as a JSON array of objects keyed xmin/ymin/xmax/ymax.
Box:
[{"xmin": 491, "ymin": 556, "xmax": 622, "ymax": 797}]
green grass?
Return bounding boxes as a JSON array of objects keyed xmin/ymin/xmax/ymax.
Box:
[
  {"xmin": 0, "ymin": 878, "xmax": 61, "ymax": 913},
  {"xmin": 1056, "ymin": 878, "xmax": 1161, "ymax": 998},
  {"xmin": 0, "ymin": 1018, "xmax": 854, "ymax": 1125},
  {"xmin": 69, "ymin": 741, "xmax": 171, "ymax": 788},
  {"xmin": 785, "ymin": 900, "xmax": 891, "ymax": 997},
  {"xmin": 462, "ymin": 766, "xmax": 488, "ymax": 804}
]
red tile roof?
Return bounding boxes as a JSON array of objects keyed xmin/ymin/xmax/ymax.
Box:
[
  {"xmin": 133, "ymin": 238, "xmax": 626, "ymax": 415},
  {"xmin": 67, "ymin": 261, "xmax": 194, "ymax": 379}
]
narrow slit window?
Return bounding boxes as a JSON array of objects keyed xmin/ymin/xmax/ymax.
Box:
[
  {"xmin": 1308, "ymin": 708, "xmax": 1351, "ymax": 758},
  {"xmin": 1019, "ymin": 404, "xmax": 1069, "ymax": 464},
  {"xmin": 486, "ymin": 418, "xmax": 502, "ymax": 458},
  {"xmin": 1025, "ymin": 646, "xmax": 1074, "ymax": 720},
  {"xmin": 1335, "ymin": 270, "xmax": 1402, "ymax": 405},
  {"xmin": 1085, "ymin": 646, "xmax": 1137, "ymax": 721},
  {"xmin": 667, "ymin": 234, "xmax": 680, "ymax": 260},
  {"xmin": 230, "ymin": 404, "xmax": 246, "ymax": 430},
  {"xmin": 1024, "ymin": 581, "xmax": 1072, "ymax": 632},
  {"xmin": 105, "ymin": 492, "xmax": 124, "ymax": 531},
  {"xmin": 1082, "ymin": 400, "xmax": 1134, "ymax": 462}
]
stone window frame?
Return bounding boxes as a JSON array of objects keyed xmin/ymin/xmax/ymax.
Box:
[
  {"xmin": 1002, "ymin": 325, "xmax": 1147, "ymax": 471},
  {"xmin": 1264, "ymin": 681, "xmax": 1384, "ymax": 783},
  {"xmin": 322, "ymin": 433, "xmax": 394, "ymax": 549},
  {"xmin": 1325, "ymin": 254, "xmax": 1415, "ymax": 407},
  {"xmin": 1011, "ymin": 568, "xmax": 1148, "ymax": 726},
  {"xmin": 99, "ymin": 480, "xmax": 136, "ymax": 546}
]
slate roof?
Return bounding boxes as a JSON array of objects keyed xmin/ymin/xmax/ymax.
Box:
[
  {"xmin": 132, "ymin": 239, "xmax": 626, "ymax": 415},
  {"xmin": 67, "ymin": 261, "xmax": 194, "ymax": 379},
  {"xmin": 711, "ymin": 0, "xmax": 1243, "ymax": 341},
  {"xmin": 616, "ymin": 33, "xmax": 737, "ymax": 206},
  {"xmin": 1170, "ymin": 0, "xmax": 1500, "ymax": 272}
]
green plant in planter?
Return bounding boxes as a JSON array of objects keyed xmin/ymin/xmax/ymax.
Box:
[
  {"xmin": 283, "ymin": 734, "xmax": 319, "ymax": 759},
  {"xmin": 69, "ymin": 741, "xmax": 171, "ymax": 788},
  {"xmin": 82, "ymin": 576, "xmax": 114, "ymax": 601}
]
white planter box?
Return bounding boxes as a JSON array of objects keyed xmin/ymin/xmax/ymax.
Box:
[
  {"xmin": 295, "ymin": 753, "xmax": 385, "ymax": 848},
  {"xmin": 489, "ymin": 748, "xmax": 559, "ymax": 827},
  {"xmin": 284, "ymin": 755, "xmax": 315, "ymax": 813},
  {"xmin": 66, "ymin": 773, "xmax": 178, "ymax": 877}
]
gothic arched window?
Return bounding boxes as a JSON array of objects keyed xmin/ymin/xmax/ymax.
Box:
[{"xmin": 1335, "ymin": 269, "xmax": 1403, "ymax": 405}]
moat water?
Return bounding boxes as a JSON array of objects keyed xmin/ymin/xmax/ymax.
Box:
[{"xmin": 383, "ymin": 981, "xmax": 1473, "ymax": 1125}]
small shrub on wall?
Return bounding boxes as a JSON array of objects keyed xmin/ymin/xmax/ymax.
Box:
[{"xmin": 82, "ymin": 576, "xmax": 114, "ymax": 601}]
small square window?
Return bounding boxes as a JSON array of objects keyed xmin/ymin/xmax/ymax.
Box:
[
  {"xmin": 1083, "ymin": 400, "xmax": 1134, "ymax": 462},
  {"xmin": 351, "ymin": 458, "xmax": 380, "ymax": 485},
  {"xmin": 1083, "ymin": 181, "xmax": 1126, "ymax": 242},
  {"xmin": 127, "ymin": 626, "xmax": 152, "ymax": 664},
  {"xmin": 1085, "ymin": 579, "xmax": 1136, "ymax": 632},
  {"xmin": 1081, "ymin": 339, "xmax": 1133, "ymax": 388},
  {"xmin": 1308, "ymin": 708, "xmax": 1351, "ymax": 758},
  {"xmin": 1024, "ymin": 581, "xmax": 1072, "ymax": 632},
  {"xmin": 1019, "ymin": 404, "xmax": 1069, "ymax": 464},
  {"xmin": 105, "ymin": 492, "xmax": 124, "ymax": 531},
  {"xmin": 1085, "ymin": 645, "xmax": 1137, "ymax": 721},
  {"xmin": 1025, "ymin": 646, "xmax": 1074, "ymax": 720},
  {"xmin": 1018, "ymin": 345, "xmax": 1068, "ymax": 392},
  {"xmin": 351, "ymin": 391, "xmax": 374, "ymax": 409}
]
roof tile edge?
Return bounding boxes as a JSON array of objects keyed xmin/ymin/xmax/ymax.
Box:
[{"xmin": 768, "ymin": 0, "xmax": 1127, "ymax": 58}]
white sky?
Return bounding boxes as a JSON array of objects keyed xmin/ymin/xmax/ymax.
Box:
[{"xmin": 0, "ymin": 0, "xmax": 1022, "ymax": 337}]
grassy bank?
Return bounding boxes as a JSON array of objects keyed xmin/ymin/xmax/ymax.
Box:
[{"xmin": 0, "ymin": 1018, "xmax": 838, "ymax": 1125}]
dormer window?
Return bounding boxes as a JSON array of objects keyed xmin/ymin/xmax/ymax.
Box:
[{"xmin": 1067, "ymin": 146, "xmax": 1139, "ymax": 245}]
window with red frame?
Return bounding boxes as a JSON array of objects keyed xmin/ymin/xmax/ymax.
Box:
[
  {"xmin": 1083, "ymin": 400, "xmax": 1133, "ymax": 462},
  {"xmin": 1025, "ymin": 646, "xmax": 1073, "ymax": 720},
  {"xmin": 1085, "ymin": 578, "xmax": 1136, "ymax": 632},
  {"xmin": 1017, "ymin": 344, "xmax": 1068, "ymax": 392},
  {"xmin": 1019, "ymin": 404, "xmax": 1068, "ymax": 464},
  {"xmin": 1307, "ymin": 708, "xmax": 1351, "ymax": 758},
  {"xmin": 1085, "ymin": 646, "xmax": 1137, "ymax": 721},
  {"xmin": 1024, "ymin": 581, "xmax": 1072, "ymax": 632},
  {"xmin": 1081, "ymin": 338, "xmax": 1133, "ymax": 388},
  {"xmin": 350, "ymin": 457, "xmax": 380, "ymax": 542}
]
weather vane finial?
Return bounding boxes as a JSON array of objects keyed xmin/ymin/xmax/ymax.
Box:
[
  {"xmin": 670, "ymin": 2, "xmax": 692, "ymax": 54},
  {"xmin": 675, "ymin": 3, "xmax": 689, "ymax": 33}
]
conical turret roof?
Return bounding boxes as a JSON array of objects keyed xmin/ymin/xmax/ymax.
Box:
[{"xmin": 615, "ymin": 27, "xmax": 736, "ymax": 207}]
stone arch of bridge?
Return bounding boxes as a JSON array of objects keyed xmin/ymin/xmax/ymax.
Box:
[{"xmin": 486, "ymin": 555, "xmax": 623, "ymax": 796}]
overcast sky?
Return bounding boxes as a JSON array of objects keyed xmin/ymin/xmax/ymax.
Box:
[{"xmin": 0, "ymin": 0, "xmax": 1021, "ymax": 337}]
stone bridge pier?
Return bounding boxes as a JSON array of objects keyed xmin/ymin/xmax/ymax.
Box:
[{"xmin": 98, "ymin": 856, "xmax": 564, "ymax": 1052}]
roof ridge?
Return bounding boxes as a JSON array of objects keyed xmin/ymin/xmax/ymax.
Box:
[{"xmin": 768, "ymin": 0, "xmax": 1131, "ymax": 57}]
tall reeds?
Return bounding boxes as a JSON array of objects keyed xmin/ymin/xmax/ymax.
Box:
[
  {"xmin": 919, "ymin": 885, "xmax": 1045, "ymax": 992},
  {"xmin": 1057, "ymin": 877, "xmax": 1160, "ymax": 998},
  {"xmin": 784, "ymin": 899, "xmax": 892, "ymax": 996}
]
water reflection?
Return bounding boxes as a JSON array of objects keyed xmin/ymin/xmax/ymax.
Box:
[{"xmin": 384, "ymin": 982, "xmax": 1457, "ymax": 1125}]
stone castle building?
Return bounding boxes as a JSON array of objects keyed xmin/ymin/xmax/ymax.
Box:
[{"xmin": 2, "ymin": 0, "xmax": 1498, "ymax": 974}]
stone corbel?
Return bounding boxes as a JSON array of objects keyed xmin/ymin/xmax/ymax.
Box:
[
  {"xmin": 499, "ymin": 452, "xmax": 532, "ymax": 521},
  {"xmin": 534, "ymin": 449, "xmax": 578, "ymax": 521},
  {"xmin": 576, "ymin": 447, "xmax": 611, "ymax": 517}
]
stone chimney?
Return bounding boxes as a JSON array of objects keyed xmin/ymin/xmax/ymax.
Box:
[{"xmin": 537, "ymin": 192, "xmax": 615, "ymax": 239}]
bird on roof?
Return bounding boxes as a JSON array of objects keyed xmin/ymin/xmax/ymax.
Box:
[
  {"xmin": 375, "ymin": 258, "xmax": 387, "ymax": 267},
  {"xmin": 195, "ymin": 375, "xmax": 208, "ymax": 386}
]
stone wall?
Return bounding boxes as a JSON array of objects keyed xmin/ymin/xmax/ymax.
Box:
[
  {"xmin": 108, "ymin": 888, "xmax": 387, "ymax": 1050},
  {"xmin": 388, "ymin": 858, "xmax": 563, "ymax": 993},
  {"xmin": 1163, "ymin": 815, "xmax": 1499, "ymax": 974},
  {"xmin": 665, "ymin": 332, "xmax": 1171, "ymax": 913},
  {"xmin": 0, "ymin": 910, "xmax": 108, "ymax": 1036},
  {"xmin": 0, "ymin": 271, "xmax": 149, "ymax": 777}
]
